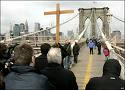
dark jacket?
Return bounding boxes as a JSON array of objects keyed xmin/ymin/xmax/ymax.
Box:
[
  {"xmin": 5, "ymin": 65, "xmax": 55, "ymax": 90},
  {"xmin": 64, "ymin": 43, "xmax": 71, "ymax": 56},
  {"xmin": 41, "ymin": 63, "xmax": 78, "ymax": 90},
  {"xmin": 35, "ymin": 54, "xmax": 48, "ymax": 72},
  {"xmin": 58, "ymin": 43, "xmax": 68, "ymax": 60},
  {"xmin": 85, "ymin": 59, "xmax": 125, "ymax": 90},
  {"xmin": 73, "ymin": 43, "xmax": 80, "ymax": 56},
  {"xmin": 0, "ymin": 71, "xmax": 5, "ymax": 90},
  {"xmin": 58, "ymin": 43, "xmax": 68, "ymax": 67},
  {"xmin": 96, "ymin": 41, "xmax": 101, "ymax": 48}
]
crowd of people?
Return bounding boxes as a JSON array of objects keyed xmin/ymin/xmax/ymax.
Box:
[
  {"xmin": 86, "ymin": 37, "xmax": 102, "ymax": 55},
  {"xmin": 0, "ymin": 40, "xmax": 80, "ymax": 90},
  {"xmin": 0, "ymin": 39, "xmax": 124, "ymax": 90},
  {"xmin": 86, "ymin": 38, "xmax": 110, "ymax": 61}
]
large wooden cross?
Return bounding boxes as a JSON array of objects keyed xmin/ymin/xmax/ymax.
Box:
[{"xmin": 44, "ymin": 3, "xmax": 74, "ymax": 43}]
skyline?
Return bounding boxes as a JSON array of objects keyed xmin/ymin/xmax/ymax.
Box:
[{"xmin": 1, "ymin": 1, "xmax": 124, "ymax": 37}]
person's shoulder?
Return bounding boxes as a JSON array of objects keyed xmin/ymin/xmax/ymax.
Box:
[
  {"xmin": 63, "ymin": 69, "xmax": 75, "ymax": 77},
  {"xmin": 35, "ymin": 55, "xmax": 42, "ymax": 60},
  {"xmin": 36, "ymin": 54, "xmax": 47, "ymax": 60},
  {"xmin": 89, "ymin": 77, "xmax": 102, "ymax": 83}
]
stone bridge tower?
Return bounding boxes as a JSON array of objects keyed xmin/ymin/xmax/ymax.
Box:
[{"xmin": 78, "ymin": 7, "xmax": 110, "ymax": 38}]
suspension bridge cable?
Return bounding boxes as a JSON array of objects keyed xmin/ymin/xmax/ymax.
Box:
[
  {"xmin": 112, "ymin": 15, "xmax": 125, "ymax": 23},
  {"xmin": 49, "ymin": 13, "xmax": 79, "ymax": 29},
  {"xmin": 94, "ymin": 11, "xmax": 114, "ymax": 51},
  {"xmin": 60, "ymin": 13, "xmax": 79, "ymax": 26}
]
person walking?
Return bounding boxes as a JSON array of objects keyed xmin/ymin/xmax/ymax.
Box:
[
  {"xmin": 63, "ymin": 40, "xmax": 71, "ymax": 69},
  {"xmin": 85, "ymin": 59, "xmax": 125, "ymax": 90},
  {"xmin": 73, "ymin": 41, "xmax": 80, "ymax": 63},
  {"xmin": 35, "ymin": 43, "xmax": 51, "ymax": 71},
  {"xmin": 96, "ymin": 40, "xmax": 101, "ymax": 55},
  {"xmin": 86, "ymin": 38, "xmax": 89, "ymax": 46},
  {"xmin": 88, "ymin": 39, "xmax": 95, "ymax": 54},
  {"xmin": 5, "ymin": 43, "xmax": 55, "ymax": 90},
  {"xmin": 41, "ymin": 48, "xmax": 78, "ymax": 90}
]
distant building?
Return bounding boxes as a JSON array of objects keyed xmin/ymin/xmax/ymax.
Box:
[
  {"xmin": 46, "ymin": 27, "xmax": 51, "ymax": 35},
  {"xmin": 111, "ymin": 30, "xmax": 121, "ymax": 41},
  {"xmin": 0, "ymin": 34, "xmax": 5, "ymax": 41},
  {"xmin": 9, "ymin": 23, "xmax": 13, "ymax": 37},
  {"xmin": 59, "ymin": 32, "xmax": 64, "ymax": 36},
  {"xmin": 13, "ymin": 24, "xmax": 20, "ymax": 37},
  {"xmin": 20, "ymin": 23, "xmax": 25, "ymax": 32},
  {"xmin": 35, "ymin": 23, "xmax": 40, "ymax": 31},
  {"xmin": 25, "ymin": 20, "xmax": 29, "ymax": 34},
  {"xmin": 60, "ymin": 32, "xmax": 64, "ymax": 39},
  {"xmin": 67, "ymin": 30, "xmax": 74, "ymax": 38},
  {"xmin": 10, "ymin": 30, "xmax": 13, "ymax": 37},
  {"xmin": 20, "ymin": 23, "xmax": 25, "ymax": 35}
]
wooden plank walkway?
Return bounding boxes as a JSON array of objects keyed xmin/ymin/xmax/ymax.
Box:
[{"xmin": 71, "ymin": 47, "xmax": 105, "ymax": 90}]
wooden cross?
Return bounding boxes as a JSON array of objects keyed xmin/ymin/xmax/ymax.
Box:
[{"xmin": 44, "ymin": 3, "xmax": 74, "ymax": 43}]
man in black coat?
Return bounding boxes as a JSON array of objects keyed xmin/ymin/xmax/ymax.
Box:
[
  {"xmin": 5, "ymin": 43, "xmax": 55, "ymax": 90},
  {"xmin": 85, "ymin": 59, "xmax": 125, "ymax": 90},
  {"xmin": 96, "ymin": 40, "xmax": 101, "ymax": 55},
  {"xmin": 35, "ymin": 43, "xmax": 51, "ymax": 71},
  {"xmin": 73, "ymin": 41, "xmax": 80, "ymax": 63},
  {"xmin": 41, "ymin": 48, "xmax": 78, "ymax": 90},
  {"xmin": 63, "ymin": 40, "xmax": 71, "ymax": 69}
]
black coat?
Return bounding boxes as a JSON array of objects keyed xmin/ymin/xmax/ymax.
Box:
[
  {"xmin": 58, "ymin": 43, "xmax": 68, "ymax": 60},
  {"xmin": 96, "ymin": 41, "xmax": 101, "ymax": 48},
  {"xmin": 5, "ymin": 65, "xmax": 55, "ymax": 90},
  {"xmin": 41, "ymin": 63, "xmax": 78, "ymax": 90},
  {"xmin": 85, "ymin": 59, "xmax": 125, "ymax": 90},
  {"xmin": 35, "ymin": 54, "xmax": 48, "ymax": 71},
  {"xmin": 64, "ymin": 43, "xmax": 71, "ymax": 56},
  {"xmin": 73, "ymin": 43, "xmax": 80, "ymax": 56}
]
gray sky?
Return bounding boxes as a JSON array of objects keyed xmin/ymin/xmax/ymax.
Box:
[{"xmin": 1, "ymin": 1, "xmax": 124, "ymax": 37}]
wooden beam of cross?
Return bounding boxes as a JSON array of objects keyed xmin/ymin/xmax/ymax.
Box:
[{"xmin": 44, "ymin": 3, "xmax": 74, "ymax": 43}]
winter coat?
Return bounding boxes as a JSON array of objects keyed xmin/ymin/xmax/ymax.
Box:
[
  {"xmin": 0, "ymin": 71, "xmax": 5, "ymax": 90},
  {"xmin": 88, "ymin": 41, "xmax": 95, "ymax": 48},
  {"xmin": 73, "ymin": 43, "xmax": 80, "ymax": 56},
  {"xmin": 35, "ymin": 54, "xmax": 48, "ymax": 72},
  {"xmin": 97, "ymin": 41, "xmax": 101, "ymax": 48},
  {"xmin": 85, "ymin": 59, "xmax": 125, "ymax": 90},
  {"xmin": 41, "ymin": 63, "xmax": 78, "ymax": 90},
  {"xmin": 5, "ymin": 65, "xmax": 55, "ymax": 90},
  {"xmin": 58, "ymin": 43, "xmax": 68, "ymax": 60},
  {"xmin": 63, "ymin": 43, "xmax": 71, "ymax": 56}
]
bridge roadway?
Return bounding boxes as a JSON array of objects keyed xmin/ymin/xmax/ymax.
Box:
[{"xmin": 71, "ymin": 46, "xmax": 105, "ymax": 90}]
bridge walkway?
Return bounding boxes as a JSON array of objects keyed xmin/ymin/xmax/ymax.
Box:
[{"xmin": 71, "ymin": 46, "xmax": 105, "ymax": 90}]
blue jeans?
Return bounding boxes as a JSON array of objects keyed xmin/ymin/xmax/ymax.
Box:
[{"xmin": 64, "ymin": 56, "xmax": 71, "ymax": 69}]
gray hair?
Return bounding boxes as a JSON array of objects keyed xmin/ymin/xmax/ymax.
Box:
[{"xmin": 47, "ymin": 48, "xmax": 62, "ymax": 64}]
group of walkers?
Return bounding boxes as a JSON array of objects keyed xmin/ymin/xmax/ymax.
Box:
[
  {"xmin": 86, "ymin": 38, "xmax": 110, "ymax": 61},
  {"xmin": 0, "ymin": 39, "xmax": 124, "ymax": 90},
  {"xmin": 0, "ymin": 40, "xmax": 80, "ymax": 90},
  {"xmin": 63, "ymin": 40, "xmax": 80, "ymax": 69}
]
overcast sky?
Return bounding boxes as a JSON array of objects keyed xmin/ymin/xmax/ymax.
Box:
[{"xmin": 1, "ymin": 0, "xmax": 124, "ymax": 37}]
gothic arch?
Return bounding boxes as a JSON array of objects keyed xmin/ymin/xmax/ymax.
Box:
[{"xmin": 79, "ymin": 7, "xmax": 110, "ymax": 37}]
